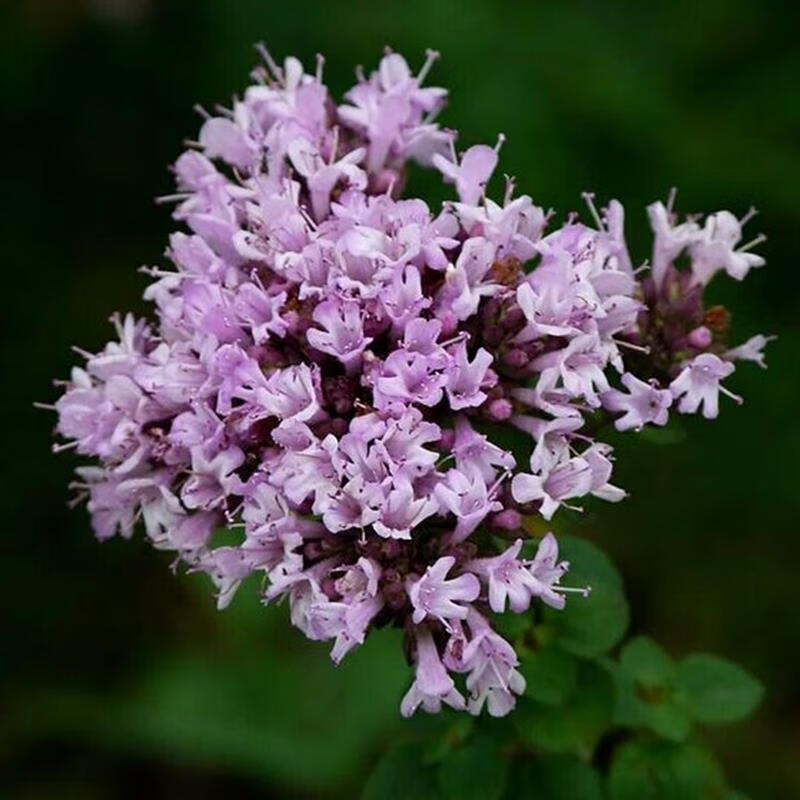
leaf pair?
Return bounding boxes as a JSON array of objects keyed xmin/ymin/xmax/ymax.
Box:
[{"xmin": 613, "ymin": 636, "xmax": 763, "ymax": 741}]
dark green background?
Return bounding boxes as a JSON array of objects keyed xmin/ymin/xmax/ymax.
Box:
[{"xmin": 2, "ymin": 0, "xmax": 798, "ymax": 797}]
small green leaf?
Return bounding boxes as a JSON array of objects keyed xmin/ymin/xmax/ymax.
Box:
[
  {"xmin": 543, "ymin": 536, "xmax": 629, "ymax": 657},
  {"xmin": 676, "ymin": 654, "xmax": 763, "ymax": 724},
  {"xmin": 642, "ymin": 701, "xmax": 692, "ymax": 742},
  {"xmin": 364, "ymin": 741, "xmax": 441, "ymax": 800},
  {"xmin": 608, "ymin": 739, "xmax": 726, "ymax": 799},
  {"xmin": 437, "ymin": 732, "xmax": 509, "ymax": 800},
  {"xmin": 518, "ymin": 754, "xmax": 604, "ymax": 799},
  {"xmin": 620, "ymin": 637, "xmax": 675, "ymax": 688},
  {"xmin": 611, "ymin": 658, "xmax": 691, "ymax": 742},
  {"xmin": 520, "ymin": 645, "xmax": 579, "ymax": 705},
  {"xmin": 514, "ymin": 660, "xmax": 614, "ymax": 754}
]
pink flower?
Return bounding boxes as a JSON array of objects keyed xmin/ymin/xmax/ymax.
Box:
[
  {"xmin": 407, "ymin": 556, "xmax": 480, "ymax": 626},
  {"xmin": 401, "ymin": 625, "xmax": 465, "ymax": 717},
  {"xmin": 433, "ymin": 143, "xmax": 499, "ymax": 205},
  {"xmin": 602, "ymin": 373, "xmax": 673, "ymax": 431},
  {"xmin": 670, "ymin": 353, "xmax": 741, "ymax": 419}
]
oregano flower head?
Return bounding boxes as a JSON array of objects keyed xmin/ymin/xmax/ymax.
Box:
[{"xmin": 47, "ymin": 47, "xmax": 770, "ymax": 717}]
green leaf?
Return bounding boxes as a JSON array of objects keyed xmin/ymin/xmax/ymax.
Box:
[
  {"xmin": 620, "ymin": 637, "xmax": 675, "ymax": 688},
  {"xmin": 543, "ymin": 536, "xmax": 629, "ymax": 657},
  {"xmin": 514, "ymin": 660, "xmax": 615, "ymax": 755},
  {"xmin": 437, "ymin": 732, "xmax": 509, "ymax": 800},
  {"xmin": 364, "ymin": 741, "xmax": 441, "ymax": 800},
  {"xmin": 608, "ymin": 739, "xmax": 726, "ymax": 799},
  {"xmin": 676, "ymin": 654, "xmax": 763, "ymax": 724},
  {"xmin": 613, "ymin": 638, "xmax": 690, "ymax": 741},
  {"xmin": 520, "ymin": 645, "xmax": 579, "ymax": 705},
  {"xmin": 519, "ymin": 755, "xmax": 604, "ymax": 799},
  {"xmin": 642, "ymin": 701, "xmax": 692, "ymax": 742}
]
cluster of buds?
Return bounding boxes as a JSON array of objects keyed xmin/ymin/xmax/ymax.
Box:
[{"xmin": 46, "ymin": 48, "xmax": 770, "ymax": 717}]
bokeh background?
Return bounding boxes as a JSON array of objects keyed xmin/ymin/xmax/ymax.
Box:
[{"xmin": 2, "ymin": 0, "xmax": 798, "ymax": 797}]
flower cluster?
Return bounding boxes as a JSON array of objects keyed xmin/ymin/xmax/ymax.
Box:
[{"xmin": 48, "ymin": 48, "xmax": 770, "ymax": 717}]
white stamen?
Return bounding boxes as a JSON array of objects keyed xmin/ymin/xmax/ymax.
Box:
[
  {"xmin": 666, "ymin": 186, "xmax": 678, "ymax": 214},
  {"xmin": 448, "ymin": 135, "xmax": 458, "ymax": 164},
  {"xmin": 329, "ymin": 125, "xmax": 339, "ymax": 165},
  {"xmin": 582, "ymin": 191, "xmax": 604, "ymax": 231},
  {"xmin": 719, "ymin": 385, "xmax": 744, "ymax": 405},
  {"xmin": 440, "ymin": 331, "xmax": 470, "ymax": 348},
  {"xmin": 255, "ymin": 43, "xmax": 283, "ymax": 83},
  {"xmin": 67, "ymin": 493, "xmax": 89, "ymax": 510},
  {"xmin": 554, "ymin": 584, "xmax": 592, "ymax": 597},
  {"xmin": 489, "ymin": 469, "xmax": 513, "ymax": 497},
  {"xmin": 33, "ymin": 402, "xmax": 57, "ymax": 411},
  {"xmin": 52, "ymin": 441, "xmax": 78, "ymax": 453},
  {"xmin": 154, "ymin": 192, "xmax": 191, "ymax": 205},
  {"xmin": 612, "ymin": 337, "xmax": 651, "ymax": 355},
  {"xmin": 739, "ymin": 233, "xmax": 767, "ymax": 253},
  {"xmin": 503, "ymin": 174, "xmax": 516, "ymax": 205},
  {"xmin": 315, "ymin": 53, "xmax": 325, "ymax": 83},
  {"xmin": 213, "ymin": 103, "xmax": 234, "ymax": 118},
  {"xmin": 139, "ymin": 266, "xmax": 185, "ymax": 280},
  {"xmin": 739, "ymin": 206, "xmax": 758, "ymax": 226},
  {"xmin": 417, "ymin": 49, "xmax": 440, "ymax": 85},
  {"xmin": 193, "ymin": 104, "xmax": 211, "ymax": 120},
  {"xmin": 494, "ymin": 132, "xmax": 506, "ymax": 153}
]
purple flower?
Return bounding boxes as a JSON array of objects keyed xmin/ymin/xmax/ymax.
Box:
[
  {"xmin": 438, "ymin": 237, "xmax": 497, "ymax": 321},
  {"xmin": 452, "ymin": 415, "xmax": 515, "ymax": 482},
  {"xmin": 306, "ymin": 298, "xmax": 373, "ymax": 371},
  {"xmin": 647, "ymin": 200, "xmax": 702, "ymax": 288},
  {"xmin": 511, "ymin": 457, "xmax": 593, "ymax": 520},
  {"xmin": 515, "ymin": 414, "xmax": 583, "ymax": 473},
  {"xmin": 287, "ymin": 138, "xmax": 366, "ymax": 221},
  {"xmin": 689, "ymin": 210, "xmax": 765, "ymax": 284},
  {"xmin": 445, "ymin": 342, "xmax": 494, "ymax": 410},
  {"xmin": 407, "ymin": 556, "xmax": 480, "ymax": 626},
  {"xmin": 433, "ymin": 143, "xmax": 499, "ymax": 205},
  {"xmin": 181, "ymin": 445, "xmax": 244, "ymax": 510},
  {"xmin": 373, "ymin": 478, "xmax": 438, "ymax": 539},
  {"xmin": 375, "ymin": 350, "xmax": 447, "ymax": 407},
  {"xmin": 670, "ymin": 353, "xmax": 740, "ymax": 419},
  {"xmin": 726, "ymin": 334, "xmax": 776, "ymax": 369},
  {"xmin": 458, "ymin": 609, "xmax": 526, "ymax": 717},
  {"xmin": 467, "ymin": 538, "xmax": 540, "ymax": 613},
  {"xmin": 434, "ymin": 468, "xmax": 503, "ymax": 541},
  {"xmin": 401, "ymin": 625, "xmax": 465, "ymax": 717},
  {"xmin": 602, "ymin": 373, "xmax": 673, "ymax": 431},
  {"xmin": 526, "ymin": 532, "xmax": 573, "ymax": 610}
]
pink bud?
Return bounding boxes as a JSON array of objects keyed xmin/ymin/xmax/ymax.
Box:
[
  {"xmin": 487, "ymin": 398, "xmax": 513, "ymax": 421},
  {"xmin": 688, "ymin": 326, "xmax": 713, "ymax": 348},
  {"xmin": 439, "ymin": 428, "xmax": 456, "ymax": 450},
  {"xmin": 491, "ymin": 509, "xmax": 522, "ymax": 530}
]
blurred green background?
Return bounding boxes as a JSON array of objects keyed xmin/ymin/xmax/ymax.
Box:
[{"xmin": 2, "ymin": 0, "xmax": 798, "ymax": 797}]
